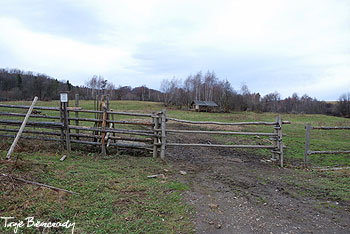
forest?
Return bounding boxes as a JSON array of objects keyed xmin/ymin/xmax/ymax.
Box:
[{"xmin": 0, "ymin": 68, "xmax": 349, "ymax": 117}]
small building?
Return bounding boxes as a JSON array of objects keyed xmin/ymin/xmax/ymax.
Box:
[{"xmin": 190, "ymin": 100, "xmax": 218, "ymax": 112}]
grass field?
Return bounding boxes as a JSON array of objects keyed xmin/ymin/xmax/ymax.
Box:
[
  {"xmin": 0, "ymin": 146, "xmax": 193, "ymax": 233},
  {"xmin": 0, "ymin": 100, "xmax": 349, "ymax": 232}
]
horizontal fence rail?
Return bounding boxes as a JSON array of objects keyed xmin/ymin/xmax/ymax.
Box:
[
  {"xmin": 158, "ymin": 129, "xmax": 278, "ymax": 136},
  {"xmin": 0, "ymin": 119, "xmax": 63, "ymax": 128},
  {"xmin": 304, "ymin": 123, "xmax": 350, "ymax": 167},
  {"xmin": 166, "ymin": 143, "xmax": 276, "ymax": 149},
  {"xmin": 0, "ymin": 104, "xmax": 59, "ymax": 111},
  {"xmin": 167, "ymin": 117, "xmax": 291, "ymax": 126}
]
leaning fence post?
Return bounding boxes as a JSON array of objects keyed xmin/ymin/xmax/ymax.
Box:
[
  {"xmin": 277, "ymin": 116, "xmax": 284, "ymax": 167},
  {"xmin": 160, "ymin": 109, "xmax": 167, "ymax": 160},
  {"xmin": 6, "ymin": 96, "xmax": 38, "ymax": 160},
  {"xmin": 304, "ymin": 123, "xmax": 311, "ymax": 168}
]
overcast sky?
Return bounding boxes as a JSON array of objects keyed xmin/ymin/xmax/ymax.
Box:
[{"xmin": 0, "ymin": 0, "xmax": 349, "ymax": 100}]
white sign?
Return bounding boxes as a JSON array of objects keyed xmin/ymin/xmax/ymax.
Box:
[{"xmin": 60, "ymin": 93, "xmax": 68, "ymax": 103}]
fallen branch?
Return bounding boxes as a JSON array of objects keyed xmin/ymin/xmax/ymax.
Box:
[
  {"xmin": 1, "ymin": 173, "xmax": 79, "ymax": 195},
  {"xmin": 314, "ymin": 167, "xmax": 350, "ymax": 171}
]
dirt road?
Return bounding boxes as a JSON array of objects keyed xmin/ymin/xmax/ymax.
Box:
[{"xmin": 167, "ymin": 125, "xmax": 349, "ymax": 234}]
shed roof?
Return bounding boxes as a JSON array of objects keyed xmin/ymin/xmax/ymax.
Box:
[{"xmin": 191, "ymin": 100, "xmax": 218, "ymax": 107}]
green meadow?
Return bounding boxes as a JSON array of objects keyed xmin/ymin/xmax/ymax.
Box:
[{"xmin": 0, "ymin": 100, "xmax": 349, "ymax": 233}]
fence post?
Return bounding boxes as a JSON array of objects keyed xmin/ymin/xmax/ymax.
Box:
[
  {"xmin": 106, "ymin": 94, "xmax": 110, "ymax": 111},
  {"xmin": 101, "ymin": 101, "xmax": 107, "ymax": 156},
  {"xmin": 75, "ymin": 94, "xmax": 79, "ymax": 140},
  {"xmin": 272, "ymin": 117, "xmax": 279, "ymax": 161},
  {"xmin": 160, "ymin": 109, "xmax": 167, "ymax": 160},
  {"xmin": 277, "ymin": 116, "xmax": 284, "ymax": 167},
  {"xmin": 63, "ymin": 101, "xmax": 71, "ymax": 153},
  {"xmin": 152, "ymin": 112, "xmax": 158, "ymax": 158},
  {"xmin": 304, "ymin": 123, "xmax": 311, "ymax": 168},
  {"xmin": 59, "ymin": 101, "xmax": 65, "ymax": 150}
]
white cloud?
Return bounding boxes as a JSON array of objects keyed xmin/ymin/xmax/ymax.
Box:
[
  {"xmin": 0, "ymin": 17, "xmax": 137, "ymax": 82},
  {"xmin": 0, "ymin": 0, "xmax": 349, "ymax": 99}
]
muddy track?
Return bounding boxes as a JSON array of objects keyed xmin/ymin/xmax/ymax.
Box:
[{"xmin": 166, "ymin": 123, "xmax": 349, "ymax": 234}]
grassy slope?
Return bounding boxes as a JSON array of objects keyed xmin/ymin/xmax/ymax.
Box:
[
  {"xmin": 0, "ymin": 100, "xmax": 349, "ymax": 233},
  {"xmin": 0, "ymin": 149, "xmax": 193, "ymax": 233}
]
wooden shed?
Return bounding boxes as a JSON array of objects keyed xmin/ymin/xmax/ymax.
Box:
[{"xmin": 190, "ymin": 100, "xmax": 218, "ymax": 112}]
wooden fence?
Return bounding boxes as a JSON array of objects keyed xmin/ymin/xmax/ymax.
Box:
[
  {"xmin": 0, "ymin": 98, "xmax": 289, "ymax": 166},
  {"xmin": 304, "ymin": 124, "xmax": 350, "ymax": 167},
  {"xmin": 0, "ymin": 95, "xmax": 158, "ymax": 156},
  {"xmin": 162, "ymin": 111, "xmax": 290, "ymax": 167}
]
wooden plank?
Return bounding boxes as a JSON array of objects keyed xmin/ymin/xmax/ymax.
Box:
[
  {"xmin": 75, "ymin": 94, "xmax": 80, "ymax": 139},
  {"xmin": 304, "ymin": 123, "xmax": 311, "ymax": 167},
  {"xmin": 0, "ymin": 120, "xmax": 63, "ymax": 128},
  {"xmin": 0, "ymin": 134, "xmax": 60, "ymax": 142},
  {"xmin": 6, "ymin": 97, "xmax": 38, "ymax": 159},
  {"xmin": 70, "ymin": 139, "xmax": 101, "ymax": 145},
  {"xmin": 161, "ymin": 129, "xmax": 277, "ymax": 136},
  {"xmin": 152, "ymin": 112, "xmax": 158, "ymax": 158},
  {"xmin": 272, "ymin": 117, "xmax": 278, "ymax": 160},
  {"xmin": 312, "ymin": 126, "xmax": 350, "ymax": 130},
  {"xmin": 0, "ymin": 104, "xmax": 59, "ymax": 111},
  {"xmin": 315, "ymin": 167, "xmax": 350, "ymax": 171},
  {"xmin": 0, "ymin": 128, "xmax": 61, "ymax": 136},
  {"xmin": 166, "ymin": 117, "xmax": 278, "ymax": 125},
  {"xmin": 70, "ymin": 133, "xmax": 101, "ymax": 139},
  {"xmin": 101, "ymin": 102, "xmax": 107, "ymax": 156},
  {"xmin": 160, "ymin": 109, "xmax": 166, "ymax": 160},
  {"xmin": 68, "ymin": 125, "xmax": 156, "ymax": 137},
  {"xmin": 277, "ymin": 116, "xmax": 284, "ymax": 167},
  {"xmin": 63, "ymin": 102, "xmax": 71, "ymax": 153},
  {"xmin": 59, "ymin": 102, "xmax": 65, "ymax": 149},
  {"xmin": 109, "ymin": 141, "xmax": 152, "ymax": 150},
  {"xmin": 309, "ymin": 150, "xmax": 350, "ymax": 155},
  {"xmin": 0, "ymin": 111, "xmax": 60, "ymax": 120},
  {"xmin": 109, "ymin": 136, "xmax": 152, "ymax": 142},
  {"xmin": 106, "ymin": 120, "xmax": 153, "ymax": 126},
  {"xmin": 106, "ymin": 94, "xmax": 110, "ymax": 111},
  {"xmin": 68, "ymin": 109, "xmax": 153, "ymax": 117},
  {"xmin": 107, "ymin": 111, "xmax": 153, "ymax": 117},
  {"xmin": 166, "ymin": 143, "xmax": 275, "ymax": 148}
]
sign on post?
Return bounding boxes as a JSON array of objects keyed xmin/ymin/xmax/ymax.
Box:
[{"xmin": 60, "ymin": 93, "xmax": 68, "ymax": 103}]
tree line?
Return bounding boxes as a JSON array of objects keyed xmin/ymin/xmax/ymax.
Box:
[
  {"xmin": 160, "ymin": 71, "xmax": 349, "ymax": 117},
  {"xmin": 0, "ymin": 68, "xmax": 349, "ymax": 117},
  {"xmin": 0, "ymin": 68, "xmax": 162, "ymax": 102}
]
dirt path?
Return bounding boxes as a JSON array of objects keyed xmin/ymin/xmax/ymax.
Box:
[{"xmin": 166, "ymin": 125, "xmax": 349, "ymax": 234}]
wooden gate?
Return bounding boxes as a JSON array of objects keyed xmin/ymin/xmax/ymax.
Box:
[
  {"xmin": 156, "ymin": 109, "xmax": 290, "ymax": 167},
  {"xmin": 304, "ymin": 124, "xmax": 350, "ymax": 167}
]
